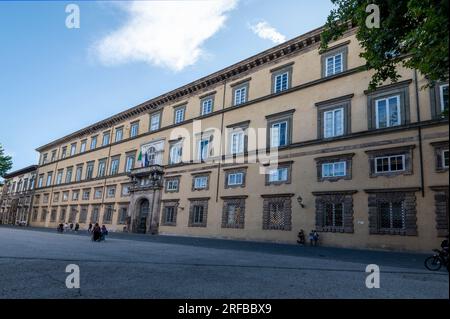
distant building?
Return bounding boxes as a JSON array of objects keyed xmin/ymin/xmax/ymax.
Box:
[
  {"xmin": 25, "ymin": 25, "xmax": 449, "ymax": 251},
  {"xmin": 0, "ymin": 165, "xmax": 38, "ymax": 225}
]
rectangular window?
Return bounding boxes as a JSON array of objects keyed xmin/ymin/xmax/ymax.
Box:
[
  {"xmin": 80, "ymin": 140, "xmax": 87, "ymax": 153},
  {"xmin": 193, "ymin": 205, "xmax": 204, "ymax": 224},
  {"xmin": 82, "ymin": 189, "xmax": 90, "ymax": 201},
  {"xmin": 174, "ymin": 107, "xmax": 185, "ymax": 124},
  {"xmin": 61, "ymin": 146, "xmax": 67, "ymax": 159},
  {"xmin": 38, "ymin": 175, "xmax": 44, "ymax": 188},
  {"xmin": 97, "ymin": 159, "xmax": 107, "ymax": 177},
  {"xmin": 323, "ymin": 108, "xmax": 344, "ymax": 138},
  {"xmin": 165, "ymin": 206, "xmax": 175, "ymax": 224},
  {"xmin": 443, "ymin": 149, "xmax": 449, "ymax": 168},
  {"xmin": 62, "ymin": 191, "xmax": 69, "ymax": 202},
  {"xmin": 324, "ymin": 203, "xmax": 344, "ymax": 227},
  {"xmin": 268, "ymin": 167, "xmax": 288, "ymax": 182},
  {"xmin": 53, "ymin": 193, "xmax": 59, "ymax": 203},
  {"xmin": 270, "ymin": 121, "xmax": 288, "ymax": 147},
  {"xmin": 274, "ymin": 72, "xmax": 289, "ymax": 93},
  {"xmin": 115, "ymin": 127, "xmax": 123, "ymax": 142},
  {"xmin": 166, "ymin": 179, "xmax": 179, "ymax": 192},
  {"xmin": 125, "ymin": 153, "xmax": 135, "ymax": 172},
  {"xmin": 65, "ymin": 167, "xmax": 73, "ymax": 184},
  {"xmin": 46, "ymin": 172, "xmax": 53, "ymax": 187},
  {"xmin": 130, "ymin": 122, "xmax": 139, "ymax": 138},
  {"xmin": 118, "ymin": 207, "xmax": 128, "ymax": 224},
  {"xmin": 91, "ymin": 207, "xmax": 99, "ymax": 223},
  {"xmin": 379, "ymin": 201, "xmax": 405, "ymax": 230},
  {"xmin": 325, "ymin": 53, "xmax": 343, "ymax": 76},
  {"xmin": 234, "ymin": 86, "xmax": 247, "ymax": 106},
  {"xmin": 201, "ymin": 98, "xmax": 213, "ymax": 115},
  {"xmin": 440, "ymin": 84, "xmax": 449, "ymax": 112},
  {"xmin": 72, "ymin": 190, "xmax": 79, "ymax": 201},
  {"xmin": 51, "ymin": 150, "xmax": 57, "ymax": 162},
  {"xmin": 150, "ymin": 113, "xmax": 161, "ymax": 131},
  {"xmin": 102, "ymin": 132, "xmax": 110, "ymax": 146},
  {"xmin": 169, "ymin": 143, "xmax": 183, "ymax": 165},
  {"xmin": 198, "ymin": 139, "xmax": 209, "ymax": 161},
  {"xmin": 94, "ymin": 188, "xmax": 103, "ymax": 199},
  {"xmin": 227, "ymin": 173, "xmax": 243, "ymax": 186},
  {"xmin": 59, "ymin": 208, "xmax": 66, "ymax": 223},
  {"xmin": 121, "ymin": 184, "xmax": 131, "ymax": 197},
  {"xmin": 90, "ymin": 136, "xmax": 98, "ymax": 150},
  {"xmin": 194, "ymin": 176, "xmax": 208, "ymax": 189},
  {"xmin": 322, "ymin": 161, "xmax": 346, "ymax": 178},
  {"xmin": 107, "ymin": 186, "xmax": 116, "ymax": 198},
  {"xmin": 375, "ymin": 95, "xmax": 401, "ymax": 128},
  {"xmin": 110, "ymin": 157, "xmax": 120, "ymax": 175},
  {"xmin": 56, "ymin": 170, "xmax": 63, "ymax": 185},
  {"xmin": 75, "ymin": 165, "xmax": 83, "ymax": 182},
  {"xmin": 375, "ymin": 155, "xmax": 405, "ymax": 173},
  {"xmin": 42, "ymin": 153, "xmax": 48, "ymax": 165},
  {"xmin": 43, "ymin": 194, "xmax": 49, "ymax": 204},
  {"xmin": 79, "ymin": 207, "xmax": 88, "ymax": 223},
  {"xmin": 230, "ymin": 131, "xmax": 244, "ymax": 154},
  {"xmin": 50, "ymin": 209, "xmax": 57, "ymax": 222},
  {"xmin": 86, "ymin": 162, "xmax": 95, "ymax": 180},
  {"xmin": 70, "ymin": 143, "xmax": 77, "ymax": 156}
]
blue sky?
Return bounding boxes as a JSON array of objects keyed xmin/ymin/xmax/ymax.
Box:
[{"xmin": 0, "ymin": 0, "xmax": 334, "ymax": 172}]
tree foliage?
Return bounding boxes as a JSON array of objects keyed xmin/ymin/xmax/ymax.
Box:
[
  {"xmin": 320, "ymin": 0, "xmax": 449, "ymax": 90},
  {"xmin": 0, "ymin": 144, "xmax": 13, "ymax": 178}
]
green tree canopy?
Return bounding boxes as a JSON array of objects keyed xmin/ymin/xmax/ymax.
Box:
[
  {"xmin": 0, "ymin": 144, "xmax": 13, "ymax": 178},
  {"xmin": 320, "ymin": 0, "xmax": 449, "ymax": 90}
]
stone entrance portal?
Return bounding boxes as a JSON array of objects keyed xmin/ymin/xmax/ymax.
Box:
[{"xmin": 127, "ymin": 165, "xmax": 164, "ymax": 234}]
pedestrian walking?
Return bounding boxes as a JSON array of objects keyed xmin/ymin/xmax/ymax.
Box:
[
  {"xmin": 313, "ymin": 230, "xmax": 320, "ymax": 246},
  {"xmin": 92, "ymin": 223, "xmax": 101, "ymax": 241},
  {"xmin": 297, "ymin": 229, "xmax": 305, "ymax": 246},
  {"xmin": 64, "ymin": 223, "xmax": 69, "ymax": 232},
  {"xmin": 100, "ymin": 225, "xmax": 108, "ymax": 241},
  {"xmin": 74, "ymin": 223, "xmax": 79, "ymax": 232},
  {"xmin": 88, "ymin": 223, "xmax": 93, "ymax": 233},
  {"xmin": 69, "ymin": 223, "xmax": 74, "ymax": 231},
  {"xmin": 308, "ymin": 230, "xmax": 315, "ymax": 246}
]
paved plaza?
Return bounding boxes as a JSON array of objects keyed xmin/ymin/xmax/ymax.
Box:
[{"xmin": 0, "ymin": 226, "xmax": 448, "ymax": 299}]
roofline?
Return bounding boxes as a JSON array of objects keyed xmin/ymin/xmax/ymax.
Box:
[
  {"xmin": 2, "ymin": 165, "xmax": 39, "ymax": 179},
  {"xmin": 36, "ymin": 23, "xmax": 356, "ymax": 152}
]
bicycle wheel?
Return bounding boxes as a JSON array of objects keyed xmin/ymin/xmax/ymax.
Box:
[{"xmin": 424, "ymin": 256, "xmax": 442, "ymax": 271}]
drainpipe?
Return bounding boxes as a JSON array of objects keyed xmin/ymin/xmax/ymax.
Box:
[
  {"xmin": 414, "ymin": 70, "xmax": 425, "ymax": 197},
  {"xmin": 215, "ymin": 79, "xmax": 227, "ymax": 203}
]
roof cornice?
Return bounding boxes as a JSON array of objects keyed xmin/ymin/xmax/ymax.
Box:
[
  {"xmin": 3, "ymin": 165, "xmax": 38, "ymax": 179},
  {"xmin": 36, "ymin": 24, "xmax": 357, "ymax": 152}
]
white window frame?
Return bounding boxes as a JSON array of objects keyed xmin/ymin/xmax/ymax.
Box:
[
  {"xmin": 130, "ymin": 122, "xmax": 139, "ymax": 137},
  {"xmin": 150, "ymin": 113, "xmax": 160, "ymax": 131},
  {"xmin": 107, "ymin": 186, "xmax": 116, "ymax": 198},
  {"xmin": 125, "ymin": 155, "xmax": 135, "ymax": 172},
  {"xmin": 102, "ymin": 132, "xmax": 110, "ymax": 146},
  {"xmin": 194, "ymin": 176, "xmax": 208, "ymax": 189},
  {"xmin": 375, "ymin": 95, "xmax": 401, "ymax": 129},
  {"xmin": 230, "ymin": 131, "xmax": 245, "ymax": 154},
  {"xmin": 322, "ymin": 161, "xmax": 347, "ymax": 178},
  {"xmin": 227, "ymin": 172, "xmax": 243, "ymax": 186},
  {"xmin": 442, "ymin": 149, "xmax": 449, "ymax": 168},
  {"xmin": 166, "ymin": 179, "xmax": 179, "ymax": 191},
  {"xmin": 198, "ymin": 138, "xmax": 210, "ymax": 161},
  {"xmin": 268, "ymin": 167, "xmax": 288, "ymax": 182},
  {"xmin": 374, "ymin": 155, "xmax": 406, "ymax": 173},
  {"xmin": 174, "ymin": 108, "xmax": 185, "ymax": 124},
  {"xmin": 90, "ymin": 136, "xmax": 97, "ymax": 150},
  {"xmin": 325, "ymin": 52, "xmax": 343, "ymax": 77},
  {"xmin": 115, "ymin": 128, "xmax": 123, "ymax": 142},
  {"xmin": 169, "ymin": 143, "xmax": 182, "ymax": 165},
  {"xmin": 323, "ymin": 107, "xmax": 344, "ymax": 138},
  {"xmin": 201, "ymin": 98, "xmax": 213, "ymax": 115},
  {"xmin": 270, "ymin": 121, "xmax": 288, "ymax": 147},
  {"xmin": 274, "ymin": 71, "xmax": 289, "ymax": 93},
  {"xmin": 70, "ymin": 144, "xmax": 77, "ymax": 156},
  {"xmin": 234, "ymin": 86, "xmax": 247, "ymax": 106},
  {"xmin": 80, "ymin": 141, "xmax": 86, "ymax": 153},
  {"xmin": 439, "ymin": 84, "xmax": 449, "ymax": 112}
]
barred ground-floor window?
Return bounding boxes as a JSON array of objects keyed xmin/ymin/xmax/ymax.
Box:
[
  {"xmin": 79, "ymin": 206, "xmax": 88, "ymax": 223},
  {"xmin": 313, "ymin": 191, "xmax": 355, "ymax": 233},
  {"xmin": 50, "ymin": 208, "xmax": 57, "ymax": 222},
  {"xmin": 117, "ymin": 206, "xmax": 128, "ymax": 225},
  {"xmin": 161, "ymin": 200, "xmax": 179, "ymax": 226},
  {"xmin": 32, "ymin": 208, "xmax": 38, "ymax": 222},
  {"xmin": 40, "ymin": 208, "xmax": 48, "ymax": 222},
  {"xmin": 69, "ymin": 206, "xmax": 77, "ymax": 223},
  {"xmin": 221, "ymin": 196, "xmax": 246, "ymax": 229},
  {"xmin": 59, "ymin": 207, "xmax": 67, "ymax": 223},
  {"xmin": 262, "ymin": 194, "xmax": 293, "ymax": 231},
  {"xmin": 430, "ymin": 186, "xmax": 449, "ymax": 237},
  {"xmin": 188, "ymin": 198, "xmax": 209, "ymax": 227},
  {"xmin": 91, "ymin": 206, "xmax": 100, "ymax": 223},
  {"xmin": 366, "ymin": 188, "xmax": 418, "ymax": 236},
  {"xmin": 103, "ymin": 205, "xmax": 114, "ymax": 224}
]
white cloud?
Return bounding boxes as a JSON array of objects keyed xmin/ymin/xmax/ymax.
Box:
[
  {"xmin": 249, "ymin": 21, "xmax": 286, "ymax": 44},
  {"xmin": 92, "ymin": 0, "xmax": 238, "ymax": 71}
]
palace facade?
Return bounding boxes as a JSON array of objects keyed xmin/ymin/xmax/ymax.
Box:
[{"xmin": 7, "ymin": 26, "xmax": 448, "ymax": 251}]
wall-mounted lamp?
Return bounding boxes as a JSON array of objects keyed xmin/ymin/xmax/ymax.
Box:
[{"xmin": 297, "ymin": 196, "xmax": 305, "ymax": 208}]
